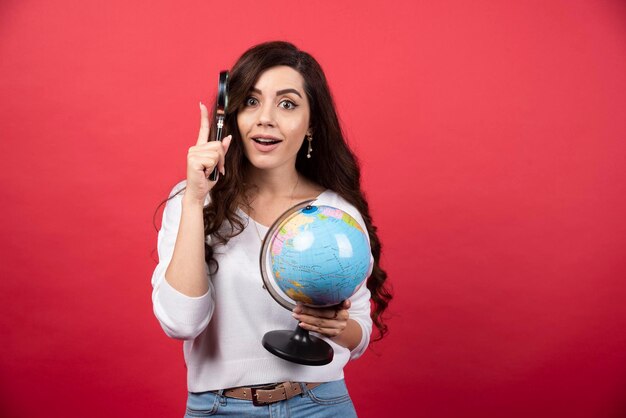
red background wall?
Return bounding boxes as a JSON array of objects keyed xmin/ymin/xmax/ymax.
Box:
[{"xmin": 1, "ymin": 1, "xmax": 626, "ymax": 417}]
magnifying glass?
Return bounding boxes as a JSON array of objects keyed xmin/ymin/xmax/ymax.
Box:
[{"xmin": 209, "ymin": 70, "xmax": 229, "ymax": 181}]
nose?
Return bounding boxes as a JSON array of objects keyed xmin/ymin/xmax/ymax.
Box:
[{"xmin": 256, "ymin": 101, "xmax": 276, "ymax": 127}]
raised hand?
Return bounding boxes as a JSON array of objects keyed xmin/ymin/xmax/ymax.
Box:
[{"xmin": 185, "ymin": 102, "xmax": 232, "ymax": 204}]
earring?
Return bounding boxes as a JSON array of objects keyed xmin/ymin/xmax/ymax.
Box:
[{"xmin": 306, "ymin": 133, "xmax": 313, "ymax": 158}]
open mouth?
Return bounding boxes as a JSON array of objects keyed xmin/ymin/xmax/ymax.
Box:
[{"xmin": 252, "ymin": 136, "xmax": 282, "ymax": 145}]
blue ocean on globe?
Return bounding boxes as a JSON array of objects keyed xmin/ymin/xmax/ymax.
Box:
[{"xmin": 267, "ymin": 205, "xmax": 371, "ymax": 307}]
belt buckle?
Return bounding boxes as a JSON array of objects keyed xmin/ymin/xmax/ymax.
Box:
[{"xmin": 250, "ymin": 387, "xmax": 264, "ymax": 406}]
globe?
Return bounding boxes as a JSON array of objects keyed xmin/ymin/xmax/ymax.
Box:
[{"xmin": 259, "ymin": 200, "xmax": 371, "ymax": 365}]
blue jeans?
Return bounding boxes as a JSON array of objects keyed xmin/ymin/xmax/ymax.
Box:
[{"xmin": 184, "ymin": 380, "xmax": 357, "ymax": 417}]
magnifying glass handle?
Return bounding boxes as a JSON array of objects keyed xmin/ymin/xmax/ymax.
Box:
[
  {"xmin": 209, "ymin": 70, "xmax": 228, "ymax": 182},
  {"xmin": 208, "ymin": 113, "xmax": 225, "ymax": 181}
]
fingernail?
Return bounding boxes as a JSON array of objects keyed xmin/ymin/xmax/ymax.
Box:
[
  {"xmin": 292, "ymin": 313, "xmax": 299, "ymax": 319},
  {"xmin": 220, "ymin": 167, "xmax": 225, "ymax": 176}
]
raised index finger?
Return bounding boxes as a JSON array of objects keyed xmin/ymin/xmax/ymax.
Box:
[{"xmin": 196, "ymin": 102, "xmax": 210, "ymax": 145}]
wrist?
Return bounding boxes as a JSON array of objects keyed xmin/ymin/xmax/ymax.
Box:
[
  {"xmin": 182, "ymin": 192, "xmax": 207, "ymax": 209},
  {"xmin": 331, "ymin": 319, "xmax": 362, "ymax": 351}
]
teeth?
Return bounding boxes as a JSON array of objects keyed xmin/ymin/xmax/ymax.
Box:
[{"xmin": 253, "ymin": 138, "xmax": 280, "ymax": 144}]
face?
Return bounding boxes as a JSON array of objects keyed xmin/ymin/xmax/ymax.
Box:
[{"xmin": 237, "ymin": 65, "xmax": 311, "ymax": 172}]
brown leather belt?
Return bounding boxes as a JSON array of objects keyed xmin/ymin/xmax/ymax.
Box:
[{"xmin": 220, "ymin": 382, "xmax": 321, "ymax": 406}]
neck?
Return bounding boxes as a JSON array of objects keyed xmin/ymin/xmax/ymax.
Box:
[{"xmin": 245, "ymin": 165, "xmax": 300, "ymax": 198}]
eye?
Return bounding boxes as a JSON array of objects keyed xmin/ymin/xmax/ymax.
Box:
[
  {"xmin": 279, "ymin": 100, "xmax": 297, "ymax": 110},
  {"xmin": 245, "ymin": 97, "xmax": 259, "ymax": 107}
]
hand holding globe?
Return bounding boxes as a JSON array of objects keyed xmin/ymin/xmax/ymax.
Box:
[{"xmin": 292, "ymin": 299, "xmax": 352, "ymax": 339}]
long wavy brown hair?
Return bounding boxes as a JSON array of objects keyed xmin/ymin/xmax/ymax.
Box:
[{"xmin": 162, "ymin": 41, "xmax": 392, "ymax": 340}]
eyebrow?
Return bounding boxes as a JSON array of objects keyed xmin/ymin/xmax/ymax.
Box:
[{"xmin": 251, "ymin": 87, "xmax": 303, "ymax": 98}]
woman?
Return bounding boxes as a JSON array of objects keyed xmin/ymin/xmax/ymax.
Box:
[{"xmin": 152, "ymin": 41, "xmax": 391, "ymax": 417}]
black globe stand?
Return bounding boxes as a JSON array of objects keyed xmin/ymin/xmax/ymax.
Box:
[{"xmin": 262, "ymin": 325, "xmax": 333, "ymax": 366}]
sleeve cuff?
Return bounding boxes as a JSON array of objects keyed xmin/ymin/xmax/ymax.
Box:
[
  {"xmin": 154, "ymin": 278, "xmax": 214, "ymax": 340},
  {"xmin": 348, "ymin": 317, "xmax": 371, "ymax": 359}
]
